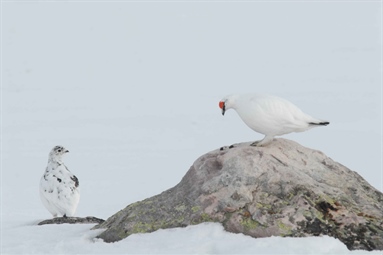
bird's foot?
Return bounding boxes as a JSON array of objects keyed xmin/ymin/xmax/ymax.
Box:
[
  {"xmin": 250, "ymin": 141, "xmax": 261, "ymax": 147},
  {"xmin": 250, "ymin": 136, "xmax": 274, "ymax": 147}
]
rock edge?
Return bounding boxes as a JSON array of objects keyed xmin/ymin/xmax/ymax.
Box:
[{"xmin": 38, "ymin": 216, "xmax": 104, "ymax": 225}]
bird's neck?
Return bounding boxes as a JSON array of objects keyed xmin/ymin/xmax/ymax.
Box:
[
  {"xmin": 48, "ymin": 158, "xmax": 63, "ymax": 165},
  {"xmin": 226, "ymin": 95, "xmax": 239, "ymax": 110}
]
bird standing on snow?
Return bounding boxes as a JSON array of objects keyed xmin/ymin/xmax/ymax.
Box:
[
  {"xmin": 40, "ymin": 146, "xmax": 80, "ymax": 217},
  {"xmin": 219, "ymin": 94, "xmax": 329, "ymax": 146}
]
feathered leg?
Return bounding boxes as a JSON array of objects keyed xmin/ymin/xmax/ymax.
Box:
[{"xmin": 250, "ymin": 135, "xmax": 274, "ymax": 147}]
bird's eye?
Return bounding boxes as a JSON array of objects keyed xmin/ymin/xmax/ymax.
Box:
[{"xmin": 58, "ymin": 149, "xmax": 62, "ymax": 152}]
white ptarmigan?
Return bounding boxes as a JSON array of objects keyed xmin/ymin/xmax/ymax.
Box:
[
  {"xmin": 219, "ymin": 94, "xmax": 329, "ymax": 146},
  {"xmin": 40, "ymin": 146, "xmax": 80, "ymax": 217}
]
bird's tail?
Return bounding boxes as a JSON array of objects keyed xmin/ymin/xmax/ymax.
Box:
[{"xmin": 309, "ymin": 121, "xmax": 330, "ymax": 126}]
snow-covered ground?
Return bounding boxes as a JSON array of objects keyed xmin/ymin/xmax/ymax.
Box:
[{"xmin": 1, "ymin": 1, "xmax": 382, "ymax": 254}]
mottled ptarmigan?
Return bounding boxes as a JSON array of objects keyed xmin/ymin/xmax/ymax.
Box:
[
  {"xmin": 219, "ymin": 94, "xmax": 329, "ymax": 146},
  {"xmin": 40, "ymin": 146, "xmax": 80, "ymax": 217}
]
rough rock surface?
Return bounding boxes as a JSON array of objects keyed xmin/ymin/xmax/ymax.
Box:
[
  {"xmin": 38, "ymin": 216, "xmax": 104, "ymax": 225},
  {"xmin": 94, "ymin": 139, "xmax": 383, "ymax": 251}
]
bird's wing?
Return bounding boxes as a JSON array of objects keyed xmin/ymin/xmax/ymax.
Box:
[{"xmin": 251, "ymin": 95, "xmax": 313, "ymax": 132}]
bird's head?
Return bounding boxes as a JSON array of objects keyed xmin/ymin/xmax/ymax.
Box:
[
  {"xmin": 218, "ymin": 100, "xmax": 226, "ymax": 115},
  {"xmin": 49, "ymin": 145, "xmax": 69, "ymax": 163},
  {"xmin": 219, "ymin": 95, "xmax": 237, "ymax": 116}
]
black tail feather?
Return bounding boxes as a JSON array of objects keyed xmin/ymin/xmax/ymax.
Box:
[{"xmin": 309, "ymin": 121, "xmax": 330, "ymax": 126}]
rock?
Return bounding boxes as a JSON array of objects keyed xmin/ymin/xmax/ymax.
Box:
[
  {"xmin": 38, "ymin": 216, "xmax": 104, "ymax": 225},
  {"xmin": 93, "ymin": 139, "xmax": 383, "ymax": 251}
]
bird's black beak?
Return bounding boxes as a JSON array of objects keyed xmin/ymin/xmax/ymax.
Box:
[
  {"xmin": 65, "ymin": 150, "xmax": 69, "ymax": 153},
  {"xmin": 219, "ymin": 101, "xmax": 226, "ymax": 116}
]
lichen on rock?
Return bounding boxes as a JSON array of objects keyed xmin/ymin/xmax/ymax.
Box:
[{"xmin": 93, "ymin": 138, "xmax": 383, "ymax": 251}]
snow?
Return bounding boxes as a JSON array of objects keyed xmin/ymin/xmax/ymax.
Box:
[
  {"xmin": 1, "ymin": 1, "xmax": 382, "ymax": 254},
  {"xmin": 1, "ymin": 222, "xmax": 365, "ymax": 255}
]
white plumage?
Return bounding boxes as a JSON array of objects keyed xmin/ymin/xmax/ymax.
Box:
[
  {"xmin": 219, "ymin": 94, "xmax": 329, "ymax": 146},
  {"xmin": 40, "ymin": 146, "xmax": 80, "ymax": 217}
]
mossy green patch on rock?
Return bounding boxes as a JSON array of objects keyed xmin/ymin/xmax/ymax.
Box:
[
  {"xmin": 255, "ymin": 202, "xmax": 272, "ymax": 209},
  {"xmin": 303, "ymin": 208, "xmax": 325, "ymax": 223},
  {"xmin": 318, "ymin": 194, "xmax": 336, "ymax": 206},
  {"xmin": 201, "ymin": 213, "xmax": 212, "ymax": 221},
  {"xmin": 277, "ymin": 220, "xmax": 293, "ymax": 236},
  {"xmin": 132, "ymin": 222, "xmax": 154, "ymax": 234},
  {"xmin": 191, "ymin": 206, "xmax": 201, "ymax": 213},
  {"xmin": 175, "ymin": 204, "xmax": 187, "ymax": 212},
  {"xmin": 240, "ymin": 218, "xmax": 258, "ymax": 231},
  {"xmin": 190, "ymin": 212, "xmax": 216, "ymax": 225}
]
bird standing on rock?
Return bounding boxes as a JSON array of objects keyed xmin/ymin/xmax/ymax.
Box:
[
  {"xmin": 219, "ymin": 94, "xmax": 329, "ymax": 146},
  {"xmin": 40, "ymin": 146, "xmax": 80, "ymax": 217}
]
